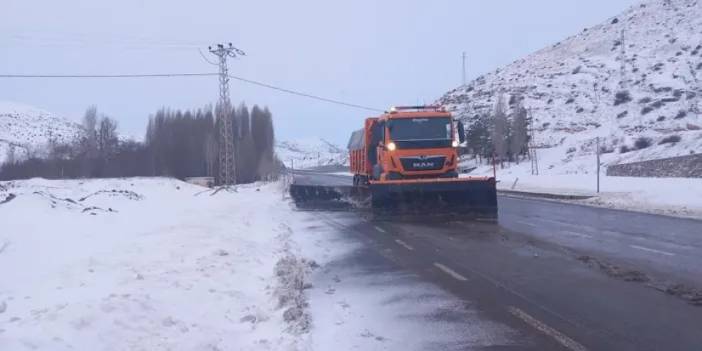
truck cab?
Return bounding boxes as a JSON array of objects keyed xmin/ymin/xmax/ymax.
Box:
[{"xmin": 369, "ymin": 106, "xmax": 465, "ymax": 182}]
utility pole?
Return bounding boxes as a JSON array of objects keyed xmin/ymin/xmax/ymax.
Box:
[
  {"xmin": 596, "ymin": 137, "xmax": 601, "ymax": 193},
  {"xmin": 209, "ymin": 43, "xmax": 245, "ymax": 186},
  {"xmin": 528, "ymin": 109, "xmax": 539, "ymax": 175},
  {"xmin": 462, "ymin": 52, "xmax": 467, "ymax": 87}
]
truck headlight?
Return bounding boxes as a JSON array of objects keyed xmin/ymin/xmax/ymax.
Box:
[
  {"xmin": 452, "ymin": 140, "xmax": 459, "ymax": 147},
  {"xmin": 387, "ymin": 142, "xmax": 397, "ymax": 151}
]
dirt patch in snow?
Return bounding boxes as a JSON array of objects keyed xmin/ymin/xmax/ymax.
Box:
[
  {"xmin": 578, "ymin": 255, "xmax": 702, "ymax": 306},
  {"xmin": 273, "ymin": 223, "xmax": 318, "ymax": 335},
  {"xmin": 78, "ymin": 189, "xmax": 143, "ymax": 202},
  {"xmin": 32, "ymin": 191, "xmax": 83, "ymax": 210},
  {"xmin": 659, "ymin": 284, "xmax": 702, "ymax": 306},
  {"xmin": 0, "ymin": 193, "xmax": 15, "ymax": 205},
  {"xmin": 577, "ymin": 255, "xmax": 650, "ymax": 282},
  {"xmin": 274, "ymin": 255, "xmax": 316, "ymax": 334}
]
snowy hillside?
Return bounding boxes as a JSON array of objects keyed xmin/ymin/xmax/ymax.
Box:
[
  {"xmin": 0, "ymin": 101, "xmax": 83, "ymax": 164},
  {"xmin": 276, "ymin": 138, "xmax": 348, "ymax": 169},
  {"xmin": 440, "ymin": 0, "xmax": 702, "ymax": 174}
]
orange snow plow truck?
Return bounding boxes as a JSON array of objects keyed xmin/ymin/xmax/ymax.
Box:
[{"xmin": 347, "ymin": 106, "xmax": 497, "ymax": 218}]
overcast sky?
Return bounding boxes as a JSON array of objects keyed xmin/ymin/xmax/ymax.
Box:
[{"xmin": 1, "ymin": 0, "xmax": 640, "ymax": 144}]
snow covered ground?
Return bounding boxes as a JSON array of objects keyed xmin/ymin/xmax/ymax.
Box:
[
  {"xmin": 0, "ymin": 177, "xmax": 516, "ymax": 350},
  {"xmin": 465, "ymin": 161, "xmax": 702, "ymax": 219},
  {"xmin": 0, "ymin": 178, "xmax": 313, "ymax": 350}
]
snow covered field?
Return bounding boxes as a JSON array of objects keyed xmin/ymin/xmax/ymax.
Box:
[
  {"xmin": 0, "ymin": 177, "xmax": 516, "ymax": 350},
  {"xmin": 0, "ymin": 178, "xmax": 314, "ymax": 350}
]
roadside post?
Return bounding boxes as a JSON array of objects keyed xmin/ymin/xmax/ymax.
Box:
[{"xmin": 596, "ymin": 137, "xmax": 601, "ymax": 193}]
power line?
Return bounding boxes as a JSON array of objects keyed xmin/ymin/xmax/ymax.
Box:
[
  {"xmin": 0, "ymin": 73, "xmax": 217, "ymax": 78},
  {"xmin": 228, "ymin": 74, "xmax": 384, "ymax": 112},
  {"xmin": 0, "ymin": 72, "xmax": 384, "ymax": 112}
]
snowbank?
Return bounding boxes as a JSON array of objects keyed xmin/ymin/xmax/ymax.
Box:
[
  {"xmin": 0, "ymin": 178, "xmax": 312, "ymax": 350},
  {"xmin": 467, "ymin": 163, "xmax": 702, "ymax": 219}
]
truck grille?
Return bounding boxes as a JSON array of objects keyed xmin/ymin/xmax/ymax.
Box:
[{"xmin": 400, "ymin": 156, "xmax": 446, "ymax": 171}]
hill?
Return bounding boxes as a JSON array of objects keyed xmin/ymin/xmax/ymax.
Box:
[
  {"xmin": 276, "ymin": 138, "xmax": 348, "ymax": 170},
  {"xmin": 440, "ymin": 0, "xmax": 702, "ymax": 174},
  {"xmin": 0, "ymin": 101, "xmax": 83, "ymax": 164}
]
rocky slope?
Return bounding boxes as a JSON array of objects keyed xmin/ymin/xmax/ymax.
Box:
[{"xmin": 440, "ymin": 0, "xmax": 702, "ymax": 174}]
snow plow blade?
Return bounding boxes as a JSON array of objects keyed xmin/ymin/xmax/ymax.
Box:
[
  {"xmin": 289, "ymin": 184, "xmax": 357, "ymax": 210},
  {"xmin": 369, "ymin": 177, "xmax": 498, "ymax": 220}
]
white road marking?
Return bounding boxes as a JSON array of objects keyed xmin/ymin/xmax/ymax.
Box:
[
  {"xmin": 515, "ymin": 220, "xmax": 536, "ymax": 227},
  {"xmin": 508, "ymin": 306, "xmax": 588, "ymax": 351},
  {"xmin": 374, "ymin": 226, "xmax": 386, "ymax": 233},
  {"xmin": 561, "ymin": 231, "xmax": 594, "ymax": 239},
  {"xmin": 630, "ymin": 244, "xmax": 675, "ymax": 256},
  {"xmin": 433, "ymin": 263, "xmax": 468, "ymax": 281},
  {"xmin": 394, "ymin": 239, "xmax": 414, "ymax": 251},
  {"xmin": 535, "ymin": 217, "xmax": 572, "ymax": 226}
]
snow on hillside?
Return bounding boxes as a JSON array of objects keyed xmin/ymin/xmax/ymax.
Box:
[
  {"xmin": 441, "ymin": 0, "xmax": 702, "ymax": 175},
  {"xmin": 276, "ymin": 138, "xmax": 348, "ymax": 169},
  {"xmin": 0, "ymin": 101, "xmax": 83, "ymax": 164}
]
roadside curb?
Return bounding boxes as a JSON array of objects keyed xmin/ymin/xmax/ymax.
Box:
[{"xmin": 497, "ymin": 189, "xmax": 595, "ymax": 201}]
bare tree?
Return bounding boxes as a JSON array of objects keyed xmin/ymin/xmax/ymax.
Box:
[
  {"xmin": 5, "ymin": 144, "xmax": 16, "ymax": 164},
  {"xmin": 509, "ymin": 97, "xmax": 528, "ymax": 164},
  {"xmin": 82, "ymin": 105, "xmax": 98, "ymax": 158},
  {"xmin": 98, "ymin": 116, "xmax": 119, "ymax": 159}
]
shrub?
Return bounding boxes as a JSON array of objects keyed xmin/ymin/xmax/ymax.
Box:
[
  {"xmin": 651, "ymin": 100, "xmax": 665, "ymax": 109},
  {"xmin": 675, "ymin": 110, "xmax": 687, "ymax": 119},
  {"xmin": 614, "ymin": 91, "xmax": 632, "ymax": 106},
  {"xmin": 634, "ymin": 137, "xmax": 653, "ymax": 149},
  {"xmin": 617, "ymin": 111, "xmax": 629, "ymax": 119},
  {"xmin": 657, "ymin": 116, "xmax": 666, "ymax": 122},
  {"xmin": 619, "ymin": 145, "xmax": 631, "ymax": 153},
  {"xmin": 565, "ymin": 97, "xmax": 575, "ymax": 104},
  {"xmin": 659, "ymin": 135, "xmax": 681, "ymax": 145},
  {"xmin": 641, "ymin": 106, "xmax": 654, "ymax": 115},
  {"xmin": 600, "ymin": 146, "xmax": 615, "ymax": 154}
]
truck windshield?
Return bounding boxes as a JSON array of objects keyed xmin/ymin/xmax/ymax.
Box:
[{"xmin": 388, "ymin": 117, "xmax": 452, "ymax": 141}]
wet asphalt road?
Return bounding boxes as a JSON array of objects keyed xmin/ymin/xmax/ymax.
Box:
[{"xmin": 292, "ymin": 170, "xmax": 702, "ymax": 351}]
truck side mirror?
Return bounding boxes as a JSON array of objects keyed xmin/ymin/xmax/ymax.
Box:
[{"xmin": 457, "ymin": 121, "xmax": 466, "ymax": 144}]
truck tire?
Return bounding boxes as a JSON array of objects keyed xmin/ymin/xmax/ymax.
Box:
[
  {"xmin": 372, "ymin": 165, "xmax": 383, "ymax": 180},
  {"xmin": 442, "ymin": 171, "xmax": 459, "ymax": 178}
]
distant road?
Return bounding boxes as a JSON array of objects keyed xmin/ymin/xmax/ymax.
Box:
[{"xmin": 293, "ymin": 170, "xmax": 702, "ymax": 351}]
